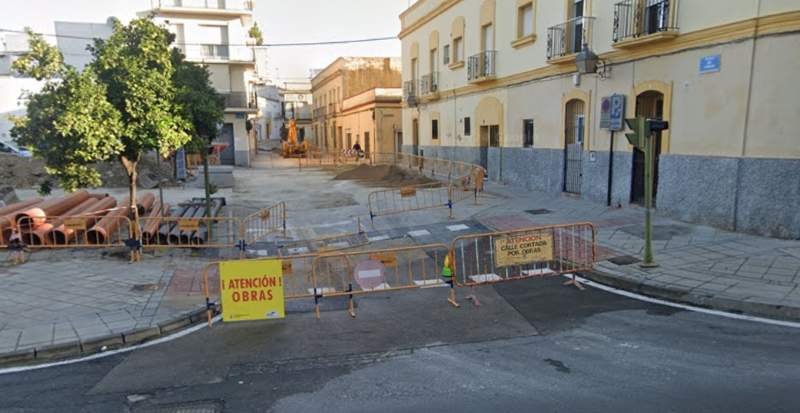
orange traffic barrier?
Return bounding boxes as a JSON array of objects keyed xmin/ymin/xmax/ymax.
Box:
[
  {"xmin": 141, "ymin": 201, "xmax": 169, "ymax": 244},
  {"xmin": 86, "ymin": 197, "xmax": 131, "ymax": 245},
  {"xmin": 22, "ymin": 198, "xmax": 100, "ymax": 245},
  {"xmin": 140, "ymin": 215, "xmax": 240, "ymax": 248},
  {"xmin": 240, "ymin": 201, "xmax": 286, "ymax": 245},
  {"xmin": 51, "ymin": 196, "xmax": 117, "ymax": 245}
]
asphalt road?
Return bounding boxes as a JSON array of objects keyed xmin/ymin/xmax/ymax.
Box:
[{"xmin": 1, "ymin": 277, "xmax": 799, "ymax": 413}]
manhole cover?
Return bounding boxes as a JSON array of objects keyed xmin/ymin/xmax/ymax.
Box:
[
  {"xmin": 608, "ymin": 255, "xmax": 641, "ymax": 266},
  {"xmin": 131, "ymin": 283, "xmax": 162, "ymax": 292},
  {"xmin": 525, "ymin": 209, "xmax": 553, "ymax": 215},
  {"xmin": 131, "ymin": 400, "xmax": 223, "ymax": 413}
]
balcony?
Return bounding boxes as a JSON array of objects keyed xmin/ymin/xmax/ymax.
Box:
[
  {"xmin": 403, "ymin": 80, "xmax": 417, "ymax": 107},
  {"xmin": 175, "ymin": 44, "xmax": 254, "ymax": 63},
  {"xmin": 420, "ymin": 72, "xmax": 439, "ymax": 98},
  {"xmin": 467, "ymin": 51, "xmax": 497, "ymax": 83},
  {"xmin": 222, "ymin": 92, "xmax": 256, "ymax": 110},
  {"xmin": 151, "ymin": 0, "xmax": 253, "ymax": 15},
  {"xmin": 547, "ymin": 16, "xmax": 595, "ymax": 63},
  {"xmin": 613, "ymin": 0, "xmax": 679, "ymax": 48},
  {"xmin": 313, "ymin": 107, "xmax": 327, "ymax": 120}
]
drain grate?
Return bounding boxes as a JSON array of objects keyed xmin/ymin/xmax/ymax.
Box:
[
  {"xmin": 525, "ymin": 209, "xmax": 553, "ymax": 215},
  {"xmin": 131, "ymin": 283, "xmax": 162, "ymax": 292},
  {"xmin": 608, "ymin": 255, "xmax": 641, "ymax": 266}
]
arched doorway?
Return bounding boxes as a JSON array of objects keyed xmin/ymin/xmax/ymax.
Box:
[
  {"xmin": 630, "ymin": 90, "xmax": 664, "ymax": 205},
  {"xmin": 563, "ymin": 98, "xmax": 586, "ymax": 194}
]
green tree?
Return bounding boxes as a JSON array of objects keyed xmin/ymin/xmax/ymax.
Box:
[
  {"xmin": 12, "ymin": 19, "xmax": 191, "ymax": 234},
  {"xmin": 11, "ymin": 32, "xmax": 123, "ymax": 192},
  {"xmin": 171, "ymin": 49, "xmax": 224, "ymax": 216},
  {"xmin": 89, "ymin": 18, "xmax": 191, "ymax": 230},
  {"xmin": 248, "ymin": 23, "xmax": 263, "ymax": 46}
]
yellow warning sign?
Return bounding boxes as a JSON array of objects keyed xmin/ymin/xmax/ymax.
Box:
[
  {"xmin": 64, "ymin": 218, "xmax": 87, "ymax": 231},
  {"xmin": 178, "ymin": 218, "xmax": 200, "ymax": 231},
  {"xmin": 219, "ymin": 259, "xmax": 284, "ymax": 322},
  {"xmin": 494, "ymin": 233, "xmax": 553, "ymax": 267}
]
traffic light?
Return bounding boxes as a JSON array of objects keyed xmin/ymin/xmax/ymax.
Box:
[{"xmin": 625, "ymin": 117, "xmax": 647, "ymax": 149}]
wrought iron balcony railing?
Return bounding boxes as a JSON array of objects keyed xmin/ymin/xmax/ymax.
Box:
[
  {"xmin": 613, "ymin": 0, "xmax": 678, "ymax": 43},
  {"xmin": 547, "ymin": 16, "xmax": 595, "ymax": 60},
  {"xmin": 467, "ymin": 50, "xmax": 497, "ymax": 82},
  {"xmin": 221, "ymin": 92, "xmax": 256, "ymax": 109},
  {"xmin": 403, "ymin": 80, "xmax": 417, "ymax": 106},
  {"xmin": 420, "ymin": 72, "xmax": 439, "ymax": 95},
  {"xmin": 175, "ymin": 44, "xmax": 255, "ymax": 62}
]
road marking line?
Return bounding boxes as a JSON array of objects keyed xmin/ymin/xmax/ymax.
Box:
[
  {"xmin": 368, "ymin": 235, "xmax": 390, "ymax": 242},
  {"xmin": 414, "ymin": 279, "xmax": 447, "ymax": 288},
  {"xmin": 446, "ymin": 224, "xmax": 470, "ymax": 232},
  {"xmin": 522, "ymin": 268, "xmax": 555, "ymax": 276},
  {"xmin": 0, "ymin": 315, "xmax": 223, "ymax": 376},
  {"xmin": 407, "ymin": 230, "xmax": 431, "ymax": 237},
  {"xmin": 308, "ymin": 287, "xmax": 335, "ymax": 295},
  {"xmin": 362, "ymin": 283, "xmax": 391, "ymax": 291},
  {"xmin": 565, "ymin": 274, "xmax": 800, "ymax": 329},
  {"xmin": 469, "ymin": 273, "xmax": 502, "ymax": 283}
]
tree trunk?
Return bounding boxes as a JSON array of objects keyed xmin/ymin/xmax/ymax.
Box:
[{"xmin": 121, "ymin": 156, "xmax": 140, "ymax": 239}]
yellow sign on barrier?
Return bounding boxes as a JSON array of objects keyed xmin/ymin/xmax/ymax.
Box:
[
  {"xmin": 64, "ymin": 218, "xmax": 87, "ymax": 231},
  {"xmin": 219, "ymin": 259, "xmax": 285, "ymax": 322},
  {"xmin": 494, "ymin": 233, "xmax": 553, "ymax": 267},
  {"xmin": 178, "ymin": 218, "xmax": 200, "ymax": 231}
]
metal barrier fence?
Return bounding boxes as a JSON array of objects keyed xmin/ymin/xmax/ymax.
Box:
[
  {"xmin": 311, "ymin": 243, "xmax": 451, "ymax": 317},
  {"xmin": 241, "ymin": 202, "xmax": 287, "ymax": 244},
  {"xmin": 140, "ymin": 215, "xmax": 241, "ymax": 248},
  {"xmin": 368, "ymin": 182, "xmax": 453, "ymax": 220},
  {"xmin": 198, "ymin": 222, "xmax": 598, "ymax": 324},
  {"xmin": 11, "ymin": 214, "xmax": 132, "ymax": 248},
  {"xmin": 450, "ymin": 222, "xmax": 596, "ymax": 289}
]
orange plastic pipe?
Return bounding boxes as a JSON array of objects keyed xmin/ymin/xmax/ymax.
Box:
[
  {"xmin": 87, "ymin": 197, "xmax": 130, "ymax": 245},
  {"xmin": 25, "ymin": 198, "xmax": 100, "ymax": 245},
  {"xmin": 141, "ymin": 201, "xmax": 169, "ymax": 243},
  {"xmin": 15, "ymin": 191, "xmax": 91, "ymax": 230},
  {"xmin": 137, "ymin": 193, "xmax": 156, "ymax": 216},
  {"xmin": 53, "ymin": 197, "xmax": 117, "ymax": 244},
  {"xmin": 0, "ymin": 198, "xmax": 45, "ymax": 243}
]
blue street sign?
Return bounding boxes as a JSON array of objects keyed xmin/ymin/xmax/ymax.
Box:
[
  {"xmin": 699, "ymin": 54, "xmax": 721, "ymax": 74},
  {"xmin": 609, "ymin": 94, "xmax": 626, "ymax": 131},
  {"xmin": 175, "ymin": 148, "xmax": 187, "ymax": 180}
]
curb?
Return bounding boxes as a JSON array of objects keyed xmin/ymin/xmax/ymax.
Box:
[
  {"xmin": 0, "ymin": 306, "xmax": 218, "ymax": 369},
  {"xmin": 582, "ymin": 270, "xmax": 800, "ymax": 322}
]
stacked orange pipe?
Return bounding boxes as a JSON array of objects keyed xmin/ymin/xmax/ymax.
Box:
[
  {"xmin": 141, "ymin": 201, "xmax": 170, "ymax": 244},
  {"xmin": 14, "ymin": 191, "xmax": 91, "ymax": 231},
  {"xmin": 23, "ymin": 198, "xmax": 99, "ymax": 245},
  {"xmin": 86, "ymin": 197, "xmax": 130, "ymax": 245},
  {"xmin": 0, "ymin": 198, "xmax": 44, "ymax": 243},
  {"xmin": 52, "ymin": 196, "xmax": 117, "ymax": 245}
]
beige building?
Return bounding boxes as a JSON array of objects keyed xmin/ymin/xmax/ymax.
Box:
[
  {"xmin": 399, "ymin": 0, "xmax": 800, "ymax": 238},
  {"xmin": 145, "ymin": 0, "xmax": 259, "ymax": 166},
  {"xmin": 311, "ymin": 57, "xmax": 402, "ymax": 153}
]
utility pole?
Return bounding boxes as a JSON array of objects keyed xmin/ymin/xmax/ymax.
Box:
[{"xmin": 625, "ymin": 117, "xmax": 668, "ymax": 268}]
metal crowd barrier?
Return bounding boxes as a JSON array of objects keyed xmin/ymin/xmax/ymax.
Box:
[
  {"xmin": 368, "ymin": 182, "xmax": 453, "ymax": 220},
  {"xmin": 12, "ymin": 214, "xmax": 132, "ymax": 248},
  {"xmin": 139, "ymin": 215, "xmax": 241, "ymax": 248},
  {"xmin": 310, "ymin": 243, "xmax": 451, "ymax": 317},
  {"xmin": 241, "ymin": 202, "xmax": 287, "ymax": 245},
  {"xmin": 450, "ymin": 222, "xmax": 596, "ymax": 289}
]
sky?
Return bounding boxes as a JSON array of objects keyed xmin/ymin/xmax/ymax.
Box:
[{"xmin": 0, "ymin": 0, "xmax": 409, "ymax": 84}]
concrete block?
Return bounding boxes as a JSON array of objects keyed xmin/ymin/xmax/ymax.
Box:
[
  {"xmin": 35, "ymin": 342, "xmax": 82, "ymax": 361},
  {"xmin": 157, "ymin": 316, "xmax": 191, "ymax": 335},
  {"xmin": 0, "ymin": 349, "xmax": 35, "ymax": 367}
]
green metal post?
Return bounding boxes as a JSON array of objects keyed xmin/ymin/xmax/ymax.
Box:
[{"xmin": 641, "ymin": 129, "xmax": 658, "ymax": 268}]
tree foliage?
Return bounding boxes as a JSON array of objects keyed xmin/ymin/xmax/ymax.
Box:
[
  {"xmin": 248, "ymin": 23, "xmax": 263, "ymax": 46},
  {"xmin": 171, "ymin": 49, "xmax": 224, "ymax": 153}
]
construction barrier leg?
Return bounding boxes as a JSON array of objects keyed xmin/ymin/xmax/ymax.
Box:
[
  {"xmin": 314, "ymin": 290, "xmax": 321, "ymax": 319},
  {"xmin": 466, "ymin": 285, "xmax": 481, "ymax": 307},
  {"xmin": 347, "ymin": 283, "xmax": 356, "ymax": 318},
  {"xmin": 563, "ymin": 273, "xmax": 586, "ymax": 290}
]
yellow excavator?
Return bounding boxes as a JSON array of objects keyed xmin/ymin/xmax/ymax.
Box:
[{"xmin": 281, "ymin": 119, "xmax": 310, "ymax": 158}]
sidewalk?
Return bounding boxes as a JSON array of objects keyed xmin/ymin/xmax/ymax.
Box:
[{"xmin": 471, "ymin": 183, "xmax": 800, "ymax": 321}]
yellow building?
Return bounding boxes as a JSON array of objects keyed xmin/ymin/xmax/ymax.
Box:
[
  {"xmin": 311, "ymin": 57, "xmax": 403, "ymax": 153},
  {"xmin": 399, "ymin": 0, "xmax": 800, "ymax": 238}
]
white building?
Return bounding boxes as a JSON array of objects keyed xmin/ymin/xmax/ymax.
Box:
[
  {"xmin": 144, "ymin": 0, "xmax": 260, "ymax": 166},
  {"xmin": 254, "ymin": 83, "xmax": 283, "ymax": 146},
  {"xmin": 0, "ymin": 32, "xmax": 44, "ymax": 146}
]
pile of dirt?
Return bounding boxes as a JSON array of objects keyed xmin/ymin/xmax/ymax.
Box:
[
  {"xmin": 333, "ymin": 164, "xmax": 439, "ymax": 187},
  {"xmin": 0, "ymin": 152, "xmax": 176, "ymax": 189}
]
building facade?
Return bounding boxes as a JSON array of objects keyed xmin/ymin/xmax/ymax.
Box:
[
  {"xmin": 0, "ymin": 32, "xmax": 44, "ymax": 146},
  {"xmin": 311, "ymin": 57, "xmax": 402, "ymax": 152},
  {"xmin": 282, "ymin": 83, "xmax": 313, "ymax": 144},
  {"xmin": 254, "ymin": 83, "xmax": 283, "ymax": 145},
  {"xmin": 145, "ymin": 0, "xmax": 259, "ymax": 166},
  {"xmin": 399, "ymin": 0, "xmax": 800, "ymax": 238}
]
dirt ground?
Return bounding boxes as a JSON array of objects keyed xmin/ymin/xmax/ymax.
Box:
[
  {"xmin": 0, "ymin": 153, "xmax": 177, "ymax": 190},
  {"xmin": 332, "ymin": 164, "xmax": 440, "ymax": 187}
]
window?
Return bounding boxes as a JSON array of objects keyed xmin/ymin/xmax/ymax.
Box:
[
  {"xmin": 518, "ymin": 3, "xmax": 534, "ymax": 38},
  {"xmin": 443, "ymin": 44, "xmax": 450, "ymax": 65},
  {"xmin": 464, "ymin": 117, "xmax": 471, "ymax": 136},
  {"xmin": 432, "ymin": 119, "xmax": 439, "ymax": 140},
  {"xmin": 523, "ymin": 119, "xmax": 534, "ymax": 147},
  {"xmin": 453, "ymin": 37, "xmax": 463, "ymax": 62},
  {"xmin": 489, "ymin": 125, "xmax": 500, "ymax": 147},
  {"xmin": 429, "ymin": 48, "xmax": 438, "ymax": 73},
  {"xmin": 481, "ymin": 23, "xmax": 494, "ymax": 51}
]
